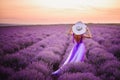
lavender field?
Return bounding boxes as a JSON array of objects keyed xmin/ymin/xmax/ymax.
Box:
[{"xmin": 0, "ymin": 24, "xmax": 120, "ymax": 80}]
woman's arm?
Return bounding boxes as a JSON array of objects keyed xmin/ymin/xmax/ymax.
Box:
[
  {"xmin": 67, "ymin": 27, "xmax": 73, "ymax": 35},
  {"xmin": 83, "ymin": 27, "xmax": 92, "ymax": 38}
]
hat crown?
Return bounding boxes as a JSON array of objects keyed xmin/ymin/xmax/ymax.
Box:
[{"xmin": 76, "ymin": 26, "xmax": 82, "ymax": 31}]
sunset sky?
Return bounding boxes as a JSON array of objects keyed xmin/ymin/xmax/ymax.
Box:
[{"xmin": 0, "ymin": 0, "xmax": 120, "ymax": 24}]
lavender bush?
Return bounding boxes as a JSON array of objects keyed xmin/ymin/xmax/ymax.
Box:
[
  {"xmin": 87, "ymin": 48, "xmax": 116, "ymax": 65},
  {"xmin": 98, "ymin": 60, "xmax": 120, "ymax": 80},
  {"xmin": 0, "ymin": 53, "xmax": 28, "ymax": 71},
  {"xmin": 0, "ymin": 65, "xmax": 14, "ymax": 80},
  {"xmin": 59, "ymin": 62, "xmax": 96, "ymax": 75},
  {"xmin": 26, "ymin": 62, "xmax": 50, "ymax": 76},
  {"xmin": 35, "ymin": 50, "xmax": 61, "ymax": 65},
  {"xmin": 108, "ymin": 44, "xmax": 120, "ymax": 60},
  {"xmin": 9, "ymin": 69, "xmax": 45, "ymax": 80},
  {"xmin": 58, "ymin": 72, "xmax": 101, "ymax": 80}
]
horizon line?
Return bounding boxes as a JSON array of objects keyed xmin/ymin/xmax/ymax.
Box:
[
  {"xmin": 0, "ymin": 22, "xmax": 120, "ymax": 27},
  {"xmin": 0, "ymin": 22, "xmax": 120, "ymax": 25}
]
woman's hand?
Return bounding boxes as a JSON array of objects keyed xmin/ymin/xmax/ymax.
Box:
[
  {"xmin": 83, "ymin": 27, "xmax": 92, "ymax": 38},
  {"xmin": 67, "ymin": 27, "xmax": 73, "ymax": 35},
  {"xmin": 86, "ymin": 27, "xmax": 89, "ymax": 31}
]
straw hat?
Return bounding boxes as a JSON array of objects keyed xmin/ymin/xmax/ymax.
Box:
[{"xmin": 72, "ymin": 21, "xmax": 87, "ymax": 35}]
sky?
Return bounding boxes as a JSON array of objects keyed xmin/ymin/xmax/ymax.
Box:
[{"xmin": 0, "ymin": 0, "xmax": 120, "ymax": 24}]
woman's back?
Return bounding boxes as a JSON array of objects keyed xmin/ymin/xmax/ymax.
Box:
[{"xmin": 73, "ymin": 33, "xmax": 83, "ymax": 43}]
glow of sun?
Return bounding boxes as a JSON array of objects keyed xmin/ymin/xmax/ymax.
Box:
[{"xmin": 38, "ymin": 0, "xmax": 114, "ymax": 9}]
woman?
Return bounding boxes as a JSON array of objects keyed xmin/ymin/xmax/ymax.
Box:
[{"xmin": 52, "ymin": 21, "xmax": 92, "ymax": 75}]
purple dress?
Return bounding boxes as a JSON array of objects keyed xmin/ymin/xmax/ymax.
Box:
[{"xmin": 52, "ymin": 33, "xmax": 86, "ymax": 75}]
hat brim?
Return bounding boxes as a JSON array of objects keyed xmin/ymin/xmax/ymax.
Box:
[{"xmin": 72, "ymin": 22, "xmax": 87, "ymax": 35}]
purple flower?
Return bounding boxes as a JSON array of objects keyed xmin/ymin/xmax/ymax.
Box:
[
  {"xmin": 98, "ymin": 60, "xmax": 120, "ymax": 80},
  {"xmin": 27, "ymin": 61, "xmax": 50, "ymax": 76},
  {"xmin": 60, "ymin": 62, "xmax": 96, "ymax": 75},
  {"xmin": 1, "ymin": 53, "xmax": 28, "ymax": 71},
  {"xmin": 58, "ymin": 72, "xmax": 101, "ymax": 80},
  {"xmin": 9, "ymin": 69, "xmax": 45, "ymax": 80},
  {"xmin": 108, "ymin": 44, "xmax": 120, "ymax": 60},
  {"xmin": 0, "ymin": 65, "xmax": 14, "ymax": 80},
  {"xmin": 87, "ymin": 48, "xmax": 116, "ymax": 66},
  {"xmin": 35, "ymin": 50, "xmax": 61, "ymax": 65}
]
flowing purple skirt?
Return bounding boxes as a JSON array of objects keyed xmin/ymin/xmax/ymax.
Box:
[
  {"xmin": 52, "ymin": 40, "xmax": 86, "ymax": 75},
  {"xmin": 63, "ymin": 42, "xmax": 86, "ymax": 65}
]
